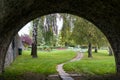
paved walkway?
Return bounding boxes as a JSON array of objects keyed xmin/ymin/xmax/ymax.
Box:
[{"xmin": 56, "ymin": 52, "xmax": 83, "ymax": 80}]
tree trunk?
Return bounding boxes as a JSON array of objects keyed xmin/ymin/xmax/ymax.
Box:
[
  {"xmin": 94, "ymin": 46, "xmax": 98, "ymax": 53},
  {"xmin": 88, "ymin": 43, "xmax": 92, "ymax": 58},
  {"xmin": 108, "ymin": 46, "xmax": 113, "ymax": 56},
  {"xmin": 31, "ymin": 19, "xmax": 38, "ymax": 58},
  {"xmin": 31, "ymin": 43, "xmax": 37, "ymax": 58}
]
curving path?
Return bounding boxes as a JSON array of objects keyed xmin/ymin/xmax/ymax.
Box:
[{"xmin": 56, "ymin": 52, "xmax": 83, "ymax": 80}]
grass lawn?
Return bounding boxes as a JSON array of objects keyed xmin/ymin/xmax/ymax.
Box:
[
  {"xmin": 2, "ymin": 49, "xmax": 76, "ymax": 80},
  {"xmin": 64, "ymin": 50, "xmax": 116, "ymax": 76}
]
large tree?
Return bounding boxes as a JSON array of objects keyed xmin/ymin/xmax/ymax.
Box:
[
  {"xmin": 37, "ymin": 17, "xmax": 45, "ymax": 46},
  {"xmin": 42, "ymin": 14, "xmax": 58, "ymax": 46},
  {"xmin": 59, "ymin": 14, "xmax": 75, "ymax": 47},
  {"xmin": 34, "ymin": 14, "xmax": 59, "ymax": 49},
  {"xmin": 31, "ymin": 18, "xmax": 39, "ymax": 58},
  {"xmin": 71, "ymin": 16, "xmax": 109, "ymax": 57}
]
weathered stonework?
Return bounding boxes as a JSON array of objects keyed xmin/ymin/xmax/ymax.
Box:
[
  {"xmin": 5, "ymin": 43, "xmax": 14, "ymax": 67},
  {"xmin": 0, "ymin": 0, "xmax": 120, "ymax": 76},
  {"xmin": 5, "ymin": 34, "xmax": 21, "ymax": 67}
]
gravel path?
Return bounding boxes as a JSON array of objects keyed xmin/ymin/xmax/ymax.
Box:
[{"xmin": 56, "ymin": 52, "xmax": 83, "ymax": 80}]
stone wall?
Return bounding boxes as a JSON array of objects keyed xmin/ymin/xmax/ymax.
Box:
[
  {"xmin": 5, "ymin": 34, "xmax": 22, "ymax": 67},
  {"xmin": 0, "ymin": 0, "xmax": 120, "ymax": 74},
  {"xmin": 5, "ymin": 43, "xmax": 14, "ymax": 67}
]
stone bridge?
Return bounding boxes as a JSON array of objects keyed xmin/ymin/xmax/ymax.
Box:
[{"xmin": 0, "ymin": 0, "xmax": 120, "ymax": 76}]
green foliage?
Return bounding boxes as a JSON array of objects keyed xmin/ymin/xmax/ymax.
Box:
[
  {"xmin": 37, "ymin": 14, "xmax": 58, "ymax": 46},
  {"xmin": 64, "ymin": 50, "xmax": 116, "ymax": 75},
  {"xmin": 59, "ymin": 14, "xmax": 75, "ymax": 46},
  {"xmin": 3, "ymin": 50, "xmax": 76, "ymax": 80},
  {"xmin": 58, "ymin": 13, "xmax": 109, "ymax": 48},
  {"xmin": 71, "ymin": 16, "xmax": 108, "ymax": 47},
  {"xmin": 37, "ymin": 17, "xmax": 45, "ymax": 46}
]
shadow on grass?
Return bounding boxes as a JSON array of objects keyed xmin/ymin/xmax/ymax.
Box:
[
  {"xmin": 0, "ymin": 72, "xmax": 46, "ymax": 80},
  {"xmin": 0, "ymin": 75, "xmax": 4, "ymax": 80},
  {"xmin": 0, "ymin": 72, "xmax": 61, "ymax": 80},
  {"xmin": 77, "ymin": 74, "xmax": 120, "ymax": 80},
  {"xmin": 1, "ymin": 73, "xmax": 120, "ymax": 80}
]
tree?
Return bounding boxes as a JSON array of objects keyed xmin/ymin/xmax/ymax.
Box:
[
  {"xmin": 31, "ymin": 18, "xmax": 39, "ymax": 58},
  {"xmin": 71, "ymin": 16, "xmax": 109, "ymax": 57},
  {"xmin": 71, "ymin": 17, "xmax": 93, "ymax": 57},
  {"xmin": 37, "ymin": 17, "xmax": 45, "ymax": 46},
  {"xmin": 21, "ymin": 34, "xmax": 32, "ymax": 48},
  {"xmin": 42, "ymin": 14, "xmax": 58, "ymax": 46},
  {"xmin": 59, "ymin": 14, "xmax": 75, "ymax": 47}
]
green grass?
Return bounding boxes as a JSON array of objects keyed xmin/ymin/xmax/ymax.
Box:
[
  {"xmin": 64, "ymin": 50, "xmax": 116, "ymax": 75},
  {"xmin": 3, "ymin": 50, "xmax": 76, "ymax": 79},
  {"xmin": 2, "ymin": 49, "xmax": 116, "ymax": 80}
]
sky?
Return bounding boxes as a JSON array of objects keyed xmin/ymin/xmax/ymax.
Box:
[
  {"xmin": 18, "ymin": 17, "xmax": 63, "ymax": 36},
  {"xmin": 18, "ymin": 22, "xmax": 31, "ymax": 36}
]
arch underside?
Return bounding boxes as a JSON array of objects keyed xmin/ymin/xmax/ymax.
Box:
[{"xmin": 0, "ymin": 0, "xmax": 120, "ymax": 74}]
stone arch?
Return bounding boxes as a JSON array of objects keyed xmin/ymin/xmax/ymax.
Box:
[{"xmin": 1, "ymin": 0, "xmax": 120, "ymax": 75}]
